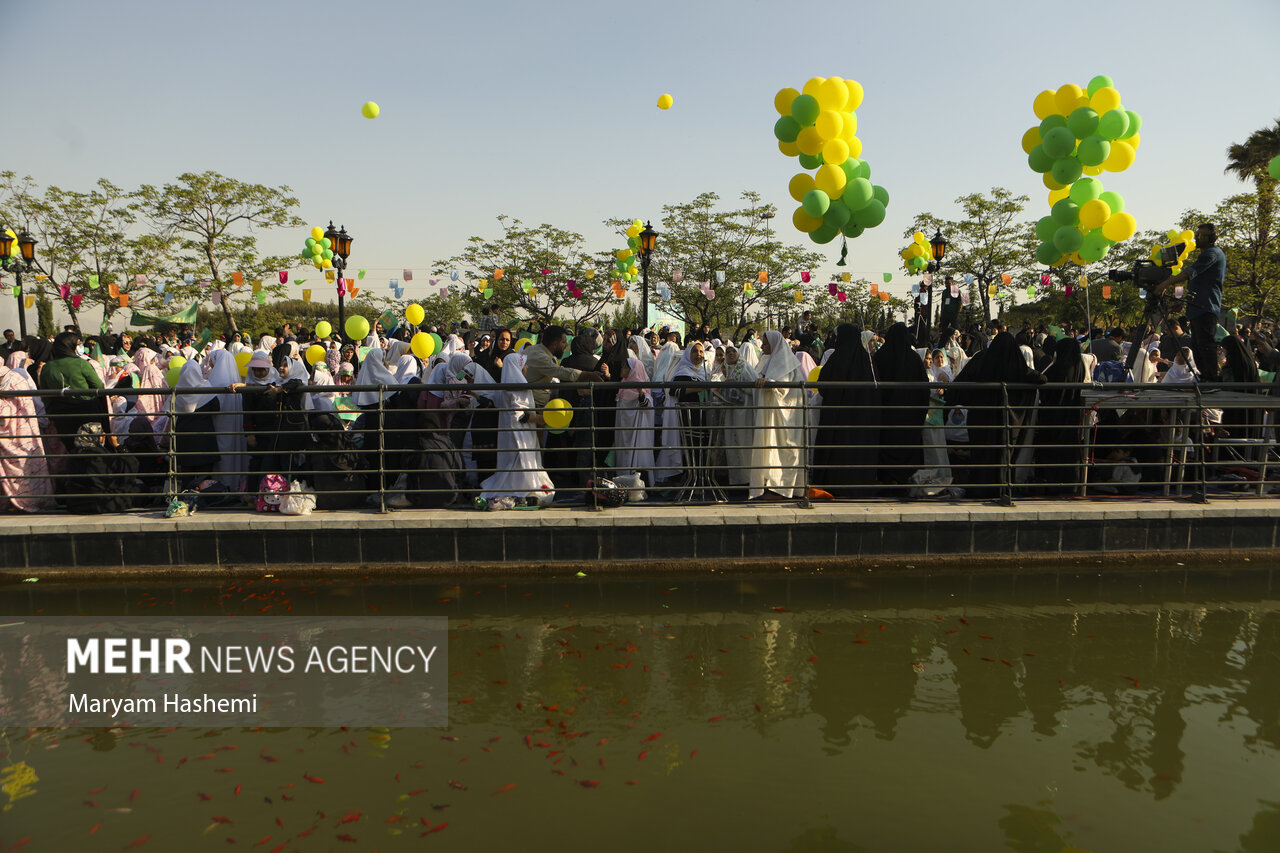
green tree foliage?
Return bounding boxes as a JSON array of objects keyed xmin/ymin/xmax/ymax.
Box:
[
  {"xmin": 1179, "ymin": 192, "xmax": 1280, "ymax": 318},
  {"xmin": 631, "ymin": 192, "xmax": 825, "ymax": 336},
  {"xmin": 1225, "ymin": 119, "xmax": 1280, "ymax": 250},
  {"xmin": 434, "ymin": 216, "xmax": 616, "ymax": 327},
  {"xmin": 134, "ymin": 171, "xmax": 303, "ymax": 333}
]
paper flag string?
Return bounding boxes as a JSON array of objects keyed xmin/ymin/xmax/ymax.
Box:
[
  {"xmin": 251, "ymin": 280, "xmax": 262, "ymax": 293},
  {"xmin": 402, "ymin": 269, "xmax": 413, "ymax": 281},
  {"xmin": 278, "ymin": 270, "xmax": 289, "ymax": 284},
  {"xmin": 1078, "ymin": 273, "xmax": 1088, "ymax": 287},
  {"xmin": 134, "ymin": 273, "xmax": 146, "ymax": 285},
  {"xmin": 358, "ymin": 269, "xmax": 366, "ymax": 280},
  {"xmin": 870, "ymin": 283, "xmax": 879, "ymax": 295},
  {"xmin": 585, "ymin": 270, "xmax": 595, "ymax": 279},
  {"xmin": 199, "ymin": 281, "xmax": 210, "ymax": 288},
  {"xmin": 837, "ymin": 292, "xmax": 847, "ymax": 303},
  {"xmin": 350, "ymin": 287, "xmax": 359, "ymax": 298},
  {"xmin": 841, "ymin": 272, "xmax": 851, "ymax": 283},
  {"xmin": 801, "ymin": 271, "xmax": 811, "ymax": 283},
  {"xmin": 71, "ymin": 294, "xmax": 83, "ymax": 308},
  {"xmin": 429, "ymin": 278, "xmax": 440, "ymax": 286},
  {"xmin": 715, "ymin": 270, "xmax": 725, "ymax": 284},
  {"xmin": 672, "ymin": 270, "xmax": 683, "ymax": 283},
  {"xmin": 24, "ymin": 296, "xmax": 34, "ymax": 309},
  {"xmin": 439, "ymin": 287, "xmax": 448, "ymax": 298},
  {"xmin": 1027, "ymin": 285, "xmax": 1036, "ymax": 297},
  {"xmin": 960, "ymin": 290, "xmax": 970, "ymax": 306},
  {"xmin": 9, "ymin": 286, "xmax": 18, "ymax": 297},
  {"xmin": 494, "ymin": 268, "xmax": 504, "ymax": 279},
  {"xmin": 828, "ymin": 282, "xmax": 838, "ymax": 296},
  {"xmin": 88, "ymin": 275, "xmax": 99, "ymax": 289},
  {"xmin": 59, "ymin": 284, "xmax": 70, "ymax": 298},
  {"xmin": 1040, "ymin": 273, "xmax": 1051, "ymax": 287},
  {"xmin": 988, "ymin": 284, "xmax": 997, "ymax": 298},
  {"xmin": 184, "ymin": 273, "xmax": 194, "ymax": 285},
  {"xmin": 119, "ymin": 293, "xmax": 130, "ymax": 307},
  {"xmin": 911, "ymin": 283, "xmax": 920, "ymax": 295},
  {"xmin": 325, "ymin": 270, "xmax": 336, "ymax": 282},
  {"xmin": 884, "ymin": 273, "xmax": 893, "ymax": 283},
  {"xmin": 919, "ymin": 291, "xmax": 930, "ymax": 305},
  {"xmin": 1001, "ymin": 273, "xmax": 1012, "ymax": 285},
  {"xmin": 155, "ymin": 281, "xmax": 165, "ymax": 294},
  {"xmin": 1065, "ymin": 284, "xmax": 1074, "ymax": 297},
  {"xmin": 1102, "ymin": 285, "xmax": 1112, "ymax": 299},
  {"xmin": 232, "ymin": 271, "xmax": 243, "ymax": 286},
  {"xmin": 295, "ymin": 279, "xmax": 305, "ymax": 286},
  {"xmin": 539, "ymin": 268, "xmax": 550, "ymax": 276},
  {"xmin": 963, "ymin": 273, "xmax": 974, "ymax": 286},
  {"xmin": 212, "ymin": 292, "xmax": 223, "ymax": 306},
  {"xmin": 757, "ymin": 270, "xmax": 768, "ymax": 283},
  {"xmin": 450, "ymin": 270, "xmax": 459, "ymax": 281},
  {"xmin": 256, "ymin": 292, "xmax": 266, "ymax": 305},
  {"xmin": 162, "ymin": 292, "xmax": 172, "ymax": 305},
  {"xmin": 34, "ymin": 274, "xmax": 47, "ymax": 282},
  {"xmin": 108, "ymin": 283, "xmax": 120, "ymax": 298}
]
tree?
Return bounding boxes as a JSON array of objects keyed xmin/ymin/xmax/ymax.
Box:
[
  {"xmin": 1179, "ymin": 193, "xmax": 1280, "ymax": 317},
  {"xmin": 134, "ymin": 171, "xmax": 303, "ymax": 333},
  {"xmin": 1225, "ymin": 119, "xmax": 1280, "ymax": 250},
  {"xmin": 434, "ymin": 216, "xmax": 617, "ymax": 327},
  {"xmin": 626, "ymin": 192, "xmax": 825, "ymax": 336},
  {"xmin": 906, "ymin": 188, "xmax": 1035, "ymax": 324}
]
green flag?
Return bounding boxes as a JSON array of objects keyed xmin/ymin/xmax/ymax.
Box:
[{"xmin": 129, "ymin": 300, "xmax": 200, "ymax": 327}]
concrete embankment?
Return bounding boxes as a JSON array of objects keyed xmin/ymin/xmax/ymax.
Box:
[{"xmin": 2, "ymin": 499, "xmax": 1277, "ymax": 581}]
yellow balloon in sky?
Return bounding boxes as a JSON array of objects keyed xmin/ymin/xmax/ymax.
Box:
[
  {"xmin": 656, "ymin": 93, "xmax": 674, "ymax": 110},
  {"xmin": 1088, "ymin": 86, "xmax": 1121, "ymax": 114},
  {"xmin": 838, "ymin": 112, "xmax": 858, "ymax": 140},
  {"xmin": 778, "ymin": 140, "xmax": 800, "ymax": 157},
  {"xmin": 1043, "ymin": 173, "xmax": 1065, "ymax": 190},
  {"xmin": 1032, "ymin": 90, "xmax": 1057, "ymax": 120},
  {"xmin": 816, "ymin": 77, "xmax": 848, "ymax": 111},
  {"xmin": 788, "ymin": 173, "xmax": 816, "ymax": 202},
  {"xmin": 774, "ymin": 87, "xmax": 799, "ymax": 115},
  {"xmin": 815, "ymin": 109, "xmax": 844, "ymax": 140},
  {"xmin": 310, "ymin": 226, "xmax": 324, "ymax": 241},
  {"xmin": 1054, "ymin": 83, "xmax": 1084, "ymax": 116},
  {"xmin": 1104, "ymin": 140, "xmax": 1135, "ymax": 172},
  {"xmin": 1079, "ymin": 199, "xmax": 1111, "ymax": 231},
  {"xmin": 822, "ymin": 137, "xmax": 849, "ymax": 166},
  {"xmin": 1021, "ymin": 126, "xmax": 1041, "ymax": 155},
  {"xmin": 1048, "ymin": 186, "xmax": 1070, "ymax": 206},
  {"xmin": 814, "ymin": 164, "xmax": 846, "ymax": 198},
  {"xmin": 846, "ymin": 135, "xmax": 863, "ymax": 159},
  {"xmin": 843, "ymin": 79, "xmax": 864, "ymax": 111},
  {"xmin": 793, "ymin": 207, "xmax": 822, "ymax": 233},
  {"xmin": 360, "ymin": 101, "xmax": 380, "ymax": 119},
  {"xmin": 796, "ymin": 126, "xmax": 824, "ymax": 156},
  {"xmin": 802, "ymin": 77, "xmax": 825, "ymax": 97}
]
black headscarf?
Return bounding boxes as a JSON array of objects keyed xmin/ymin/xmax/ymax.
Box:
[
  {"xmin": 1043, "ymin": 337, "xmax": 1085, "ymax": 385},
  {"xmin": 52, "ymin": 331, "xmax": 80, "ymax": 360},
  {"xmin": 873, "ymin": 323, "xmax": 929, "ymax": 386},
  {"xmin": 814, "ymin": 324, "xmax": 881, "ymax": 494},
  {"xmin": 1220, "ymin": 336, "xmax": 1259, "ymax": 385},
  {"xmin": 22, "ymin": 335, "xmax": 52, "ymax": 365}
]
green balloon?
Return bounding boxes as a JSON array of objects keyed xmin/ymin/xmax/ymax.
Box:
[
  {"xmin": 321, "ymin": 237, "xmax": 332, "ymax": 249},
  {"xmin": 430, "ymin": 332, "xmax": 443, "ymax": 354},
  {"xmin": 1077, "ymin": 135, "xmax": 1111, "ymax": 167},
  {"xmin": 801, "ymin": 189, "xmax": 831, "ymax": 217},
  {"xmin": 1039, "ymin": 114, "xmax": 1068, "ymax": 135},
  {"xmin": 1053, "ymin": 225, "xmax": 1084, "ymax": 254},
  {"xmin": 838, "ymin": 158, "xmax": 861, "ymax": 182},
  {"xmin": 824, "ymin": 199, "xmax": 851, "ymax": 229},
  {"xmin": 1035, "ymin": 216, "xmax": 1058, "ymax": 243},
  {"xmin": 1097, "ymin": 109, "xmax": 1129, "ymax": 141},
  {"xmin": 774, "ymin": 116, "xmax": 801, "ymax": 143},
  {"xmin": 311, "ymin": 244, "xmax": 324, "ymax": 256},
  {"xmin": 322, "ymin": 248, "xmax": 334, "ymax": 260},
  {"xmin": 841, "ymin": 177, "xmax": 874, "ymax": 211},
  {"xmin": 911, "ymin": 255, "xmax": 928, "ymax": 270},
  {"xmin": 1036, "ymin": 241, "xmax": 1062, "ymax": 266},
  {"xmin": 841, "ymin": 220, "xmax": 865, "ymax": 238},
  {"xmin": 856, "ymin": 161, "xmax": 871, "ymax": 180},
  {"xmin": 797, "ymin": 152, "xmax": 824, "ymax": 170},
  {"xmin": 809, "ymin": 222, "xmax": 839, "ymax": 244},
  {"xmin": 871, "ymin": 184, "xmax": 889, "ymax": 207},
  {"xmin": 1080, "ymin": 231, "xmax": 1110, "ymax": 262},
  {"xmin": 850, "ymin": 199, "xmax": 886, "ymax": 228},
  {"xmin": 1086, "ymin": 75, "xmax": 1114, "ymax": 96},
  {"xmin": 1098, "ymin": 190, "xmax": 1125, "ymax": 213},
  {"xmin": 1068, "ymin": 177, "xmax": 1102, "ymax": 205},
  {"xmin": 1041, "ymin": 126, "xmax": 1076, "ymax": 159},
  {"xmin": 627, "ymin": 237, "xmax": 638, "ymax": 249},
  {"xmin": 790, "ymin": 94, "xmax": 820, "ymax": 127},
  {"xmin": 1027, "ymin": 146, "xmax": 1054, "ymax": 174},
  {"xmin": 1067, "ymin": 107, "xmax": 1099, "ymax": 139},
  {"xmin": 1051, "ymin": 199, "xmax": 1080, "ymax": 226},
  {"xmin": 1121, "ymin": 110, "xmax": 1141, "ymax": 138},
  {"xmin": 1269, "ymin": 154, "xmax": 1280, "ymax": 181},
  {"xmin": 1051, "ymin": 156, "xmax": 1083, "ymax": 185},
  {"xmin": 305, "ymin": 237, "xmax": 317, "ymax": 248}
]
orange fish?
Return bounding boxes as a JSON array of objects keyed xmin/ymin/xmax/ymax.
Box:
[
  {"xmin": 302, "ymin": 773, "xmax": 325, "ymax": 784},
  {"xmin": 640, "ymin": 733, "xmax": 662, "ymax": 744},
  {"xmin": 579, "ymin": 780, "xmax": 601, "ymax": 788},
  {"xmin": 492, "ymin": 783, "xmax": 517, "ymax": 795},
  {"xmin": 123, "ymin": 835, "xmax": 151, "ymax": 849}
]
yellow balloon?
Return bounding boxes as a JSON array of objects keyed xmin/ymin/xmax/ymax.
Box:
[
  {"xmin": 1127, "ymin": 132, "xmax": 1140, "ymax": 149},
  {"xmin": 846, "ymin": 136, "xmax": 863, "ymax": 159},
  {"xmin": 821, "ymin": 138, "xmax": 849, "ymax": 166},
  {"xmin": 1166, "ymin": 229, "xmax": 1181, "ymax": 242},
  {"xmin": 807, "ymin": 366, "xmax": 821, "ymax": 383},
  {"xmin": 1079, "ymin": 199, "xmax": 1112, "ymax": 231},
  {"xmin": 656, "ymin": 93, "xmax": 673, "ymax": 110},
  {"xmin": 802, "ymin": 77, "xmax": 825, "ymax": 97},
  {"xmin": 543, "ymin": 398, "xmax": 573, "ymax": 430},
  {"xmin": 1102, "ymin": 212, "xmax": 1138, "ymax": 242},
  {"xmin": 912, "ymin": 231, "xmax": 925, "ymax": 243},
  {"xmin": 838, "ymin": 112, "xmax": 858, "ymax": 140},
  {"xmin": 1082, "ymin": 165, "xmax": 1104, "ymax": 176},
  {"xmin": 360, "ymin": 101, "xmax": 380, "ymax": 119},
  {"xmin": 796, "ymin": 126, "xmax": 824, "ymax": 156},
  {"xmin": 234, "ymin": 351, "xmax": 252, "ymax": 379},
  {"xmin": 1070, "ymin": 252, "xmax": 1087, "ymax": 266},
  {"xmin": 410, "ymin": 332, "xmax": 435, "ymax": 359},
  {"xmin": 815, "ymin": 109, "xmax": 844, "ymax": 140},
  {"xmin": 1103, "ymin": 140, "xmax": 1135, "ymax": 172},
  {"xmin": 310, "ymin": 226, "xmax": 324, "ymax": 240},
  {"xmin": 632, "ymin": 219, "xmax": 643, "ymax": 229},
  {"xmin": 314, "ymin": 320, "xmax": 332, "ymax": 339},
  {"xmin": 168, "ymin": 355, "xmax": 187, "ymax": 372},
  {"xmin": 814, "ymin": 164, "xmax": 846, "ymax": 198},
  {"xmin": 1032, "ymin": 90, "xmax": 1057, "ymax": 119},
  {"xmin": 843, "ymin": 79, "xmax": 864, "ymax": 111},
  {"xmin": 322, "ymin": 257, "xmax": 333, "ymax": 269},
  {"xmin": 1048, "ymin": 186, "xmax": 1070, "ymax": 206},
  {"xmin": 788, "ymin": 173, "xmax": 816, "ymax": 202},
  {"xmin": 1089, "ymin": 86, "xmax": 1122, "ymax": 114},
  {"xmin": 405, "ymin": 303, "xmax": 425, "ymax": 326},
  {"xmin": 778, "ymin": 140, "xmax": 800, "ymax": 157},
  {"xmin": 774, "ymin": 87, "xmax": 800, "ymax": 115},
  {"xmin": 306, "ymin": 344, "xmax": 326, "ymax": 365},
  {"xmin": 1021, "ymin": 126, "xmax": 1042, "ymax": 155},
  {"xmin": 1054, "ymin": 84, "xmax": 1084, "ymax": 116},
  {"xmin": 1043, "ymin": 173, "xmax": 1065, "ymax": 190},
  {"xmin": 816, "ymin": 77, "xmax": 848, "ymax": 111},
  {"xmin": 792, "ymin": 206, "xmax": 822, "ymax": 233},
  {"xmin": 907, "ymin": 244, "xmax": 924, "ymax": 259},
  {"xmin": 1179, "ymin": 229, "xmax": 1195, "ymax": 243}
]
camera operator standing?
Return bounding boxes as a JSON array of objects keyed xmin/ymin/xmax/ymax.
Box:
[{"xmin": 1155, "ymin": 223, "xmax": 1226, "ymax": 380}]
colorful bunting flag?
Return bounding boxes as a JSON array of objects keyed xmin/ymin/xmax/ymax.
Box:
[
  {"xmin": 357, "ymin": 269, "xmax": 366, "ymax": 280},
  {"xmin": 840, "ymin": 272, "xmax": 851, "ymax": 283},
  {"xmin": 757, "ymin": 270, "xmax": 768, "ymax": 283},
  {"xmin": 184, "ymin": 273, "xmax": 194, "ymax": 285},
  {"xmin": 59, "ymin": 284, "xmax": 69, "ymax": 298},
  {"xmin": 402, "ymin": 269, "xmax": 413, "ymax": 281},
  {"xmin": 278, "ymin": 270, "xmax": 289, "ymax": 284},
  {"xmin": 71, "ymin": 294, "xmax": 83, "ymax": 308},
  {"xmin": 232, "ymin": 271, "xmax": 243, "ymax": 286},
  {"xmin": 119, "ymin": 293, "xmax": 129, "ymax": 307},
  {"xmin": 24, "ymin": 295, "xmax": 34, "ymax": 309},
  {"xmin": 134, "ymin": 273, "xmax": 146, "ymax": 285},
  {"xmin": 88, "ymin": 275, "xmax": 99, "ymax": 289},
  {"xmin": 883, "ymin": 273, "xmax": 893, "ymax": 283},
  {"xmin": 1001, "ymin": 273, "xmax": 1012, "ymax": 285}
]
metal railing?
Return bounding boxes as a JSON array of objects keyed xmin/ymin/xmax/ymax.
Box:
[{"xmin": 1, "ymin": 378, "xmax": 1278, "ymax": 513}]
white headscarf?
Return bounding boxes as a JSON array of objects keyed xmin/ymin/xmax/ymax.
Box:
[
  {"xmin": 352, "ymin": 345, "xmax": 399, "ymax": 405},
  {"xmin": 257, "ymin": 335, "xmax": 278, "ymax": 356},
  {"xmin": 672, "ymin": 343, "xmax": 709, "ymax": 381},
  {"xmin": 737, "ymin": 339, "xmax": 761, "ymax": 371},
  {"xmin": 1161, "ymin": 349, "xmax": 1199, "ymax": 384},
  {"xmin": 653, "ymin": 341, "xmax": 682, "ymax": 383},
  {"xmin": 627, "ymin": 335, "xmax": 655, "ymax": 378},
  {"xmin": 463, "ymin": 360, "xmax": 500, "ymax": 403},
  {"xmin": 619, "ymin": 357, "xmax": 652, "ymax": 404},
  {"xmin": 757, "ymin": 330, "xmax": 804, "ymax": 384},
  {"xmin": 174, "ymin": 359, "xmax": 217, "ymax": 414},
  {"xmin": 500, "ymin": 352, "xmax": 532, "ymax": 411},
  {"xmin": 388, "ymin": 340, "xmax": 418, "ymax": 384},
  {"xmin": 245, "ymin": 350, "xmax": 282, "ymax": 386},
  {"xmin": 307, "ymin": 363, "xmax": 338, "ymax": 411}
]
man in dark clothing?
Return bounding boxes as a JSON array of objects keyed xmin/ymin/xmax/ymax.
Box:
[
  {"xmin": 0, "ymin": 329, "xmax": 17, "ymax": 359},
  {"xmin": 1155, "ymin": 223, "xmax": 1226, "ymax": 381},
  {"xmin": 1089, "ymin": 328, "xmax": 1124, "ymax": 363}
]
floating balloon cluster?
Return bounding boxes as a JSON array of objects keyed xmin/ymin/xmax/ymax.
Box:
[
  {"xmin": 301, "ymin": 226, "xmax": 334, "ymax": 270},
  {"xmin": 1023, "ymin": 75, "xmax": 1142, "ymax": 266},
  {"xmin": 613, "ymin": 220, "xmax": 645, "ymax": 284},
  {"xmin": 1151, "ymin": 228, "xmax": 1197, "ymax": 276},
  {"xmin": 899, "ymin": 231, "xmax": 933, "ymax": 272},
  {"xmin": 772, "ymin": 76, "xmax": 891, "ymax": 245}
]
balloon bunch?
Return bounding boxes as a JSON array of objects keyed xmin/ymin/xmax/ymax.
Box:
[
  {"xmin": 613, "ymin": 220, "xmax": 645, "ymax": 283},
  {"xmin": 773, "ymin": 76, "xmax": 891, "ymax": 245},
  {"xmin": 301, "ymin": 226, "xmax": 335, "ymax": 270},
  {"xmin": 899, "ymin": 231, "xmax": 933, "ymax": 272},
  {"xmin": 1151, "ymin": 228, "xmax": 1197, "ymax": 276},
  {"xmin": 1023, "ymin": 75, "xmax": 1142, "ymax": 266}
]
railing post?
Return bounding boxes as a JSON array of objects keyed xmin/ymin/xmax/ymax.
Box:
[
  {"xmin": 166, "ymin": 388, "xmax": 178, "ymax": 499},
  {"xmin": 588, "ymin": 377, "xmax": 601, "ymax": 511},
  {"xmin": 1193, "ymin": 384, "xmax": 1208, "ymax": 503},
  {"xmin": 377, "ymin": 385, "xmax": 387, "ymax": 513},
  {"xmin": 799, "ymin": 379, "xmax": 811, "ymax": 508},
  {"xmin": 998, "ymin": 382, "xmax": 1014, "ymax": 507}
]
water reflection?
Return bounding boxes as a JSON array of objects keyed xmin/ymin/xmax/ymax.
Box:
[{"xmin": 0, "ymin": 569, "xmax": 1275, "ymax": 851}]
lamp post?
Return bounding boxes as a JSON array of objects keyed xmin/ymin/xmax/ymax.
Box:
[
  {"xmin": 922, "ymin": 229, "xmax": 948, "ymax": 341},
  {"xmin": 637, "ymin": 221, "xmax": 658, "ymax": 331},
  {"xmin": 325, "ymin": 222, "xmax": 354, "ymax": 335},
  {"xmin": 0, "ymin": 227, "xmax": 39, "ymax": 339}
]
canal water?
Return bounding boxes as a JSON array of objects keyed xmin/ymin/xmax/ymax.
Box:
[{"xmin": 1, "ymin": 568, "xmax": 1278, "ymax": 852}]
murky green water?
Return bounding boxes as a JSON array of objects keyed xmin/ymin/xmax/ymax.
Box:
[{"xmin": 2, "ymin": 569, "xmax": 1278, "ymax": 852}]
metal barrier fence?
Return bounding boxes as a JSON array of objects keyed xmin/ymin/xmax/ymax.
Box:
[{"xmin": 1, "ymin": 379, "xmax": 1278, "ymax": 513}]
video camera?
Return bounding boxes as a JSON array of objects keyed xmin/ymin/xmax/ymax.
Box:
[{"xmin": 1107, "ymin": 243, "xmax": 1186, "ymax": 286}]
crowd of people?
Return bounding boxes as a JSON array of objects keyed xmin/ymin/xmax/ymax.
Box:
[{"xmin": 0, "ymin": 223, "xmax": 1273, "ymax": 513}]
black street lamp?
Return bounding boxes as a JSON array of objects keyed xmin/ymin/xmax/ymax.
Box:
[
  {"xmin": 914, "ymin": 229, "xmax": 948, "ymax": 342},
  {"xmin": 637, "ymin": 221, "xmax": 658, "ymax": 330},
  {"xmin": 0, "ymin": 227, "xmax": 39, "ymax": 339},
  {"xmin": 325, "ymin": 221, "xmax": 354, "ymax": 335}
]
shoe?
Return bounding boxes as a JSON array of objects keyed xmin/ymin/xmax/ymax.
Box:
[{"xmin": 386, "ymin": 494, "xmax": 412, "ymax": 509}]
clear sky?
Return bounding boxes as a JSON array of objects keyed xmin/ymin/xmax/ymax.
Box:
[{"xmin": 3, "ymin": 0, "xmax": 1279, "ymax": 332}]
